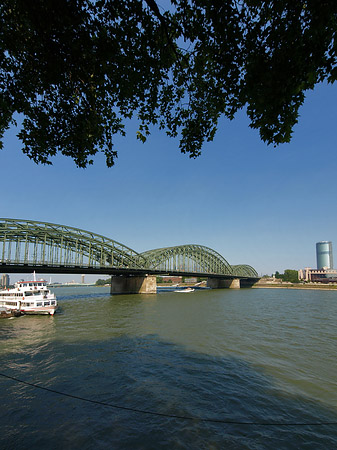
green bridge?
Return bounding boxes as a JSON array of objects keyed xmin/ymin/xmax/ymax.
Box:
[{"xmin": 0, "ymin": 218, "xmax": 259, "ymax": 293}]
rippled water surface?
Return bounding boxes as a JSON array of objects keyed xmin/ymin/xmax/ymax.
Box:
[{"xmin": 1, "ymin": 286, "xmax": 336, "ymax": 449}]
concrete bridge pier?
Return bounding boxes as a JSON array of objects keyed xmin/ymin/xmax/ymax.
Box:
[
  {"xmin": 207, "ymin": 278, "xmax": 240, "ymax": 289},
  {"xmin": 240, "ymin": 278, "xmax": 259, "ymax": 288},
  {"xmin": 110, "ymin": 275, "xmax": 157, "ymax": 294}
]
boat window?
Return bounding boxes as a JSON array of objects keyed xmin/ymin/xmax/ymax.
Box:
[
  {"xmin": 36, "ymin": 302, "xmax": 42, "ymax": 306},
  {"xmin": 25, "ymin": 291, "xmax": 32, "ymax": 296},
  {"xmin": 51, "ymin": 301, "xmax": 56, "ymax": 305},
  {"xmin": 44, "ymin": 302, "xmax": 50, "ymax": 306}
]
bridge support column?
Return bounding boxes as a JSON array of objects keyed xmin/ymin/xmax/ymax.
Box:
[
  {"xmin": 207, "ymin": 278, "xmax": 240, "ymax": 289},
  {"xmin": 110, "ymin": 275, "xmax": 157, "ymax": 294},
  {"xmin": 240, "ymin": 278, "xmax": 259, "ymax": 288}
]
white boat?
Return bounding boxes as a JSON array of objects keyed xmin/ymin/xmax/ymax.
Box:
[
  {"xmin": 0, "ymin": 279, "xmax": 57, "ymax": 315},
  {"xmin": 174, "ymin": 287, "xmax": 195, "ymax": 293}
]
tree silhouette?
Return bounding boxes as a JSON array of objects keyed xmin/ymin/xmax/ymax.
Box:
[{"xmin": 1, "ymin": 0, "xmax": 336, "ymax": 167}]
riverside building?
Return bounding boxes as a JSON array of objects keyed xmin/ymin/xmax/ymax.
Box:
[
  {"xmin": 1, "ymin": 274, "xmax": 10, "ymax": 288},
  {"xmin": 316, "ymin": 241, "xmax": 333, "ymax": 269},
  {"xmin": 298, "ymin": 241, "xmax": 337, "ymax": 283}
]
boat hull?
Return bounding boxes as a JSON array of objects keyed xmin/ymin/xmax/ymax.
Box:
[
  {"xmin": 174, "ymin": 288, "xmax": 195, "ymax": 293},
  {"xmin": 20, "ymin": 307, "xmax": 57, "ymax": 315}
]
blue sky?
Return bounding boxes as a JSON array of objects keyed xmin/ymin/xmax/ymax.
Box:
[{"xmin": 2, "ymin": 82, "xmax": 337, "ymax": 281}]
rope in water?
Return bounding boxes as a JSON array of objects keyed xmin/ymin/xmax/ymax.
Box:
[{"xmin": 1, "ymin": 372, "xmax": 336, "ymax": 427}]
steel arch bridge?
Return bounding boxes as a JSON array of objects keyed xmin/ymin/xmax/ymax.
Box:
[
  {"xmin": 0, "ymin": 218, "xmax": 258, "ymax": 280},
  {"xmin": 142, "ymin": 245, "xmax": 233, "ymax": 276}
]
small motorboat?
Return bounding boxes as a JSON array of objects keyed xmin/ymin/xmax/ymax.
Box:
[{"xmin": 174, "ymin": 287, "xmax": 195, "ymax": 293}]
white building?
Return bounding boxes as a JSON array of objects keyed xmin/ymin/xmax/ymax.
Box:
[{"xmin": 298, "ymin": 267, "xmax": 337, "ymax": 282}]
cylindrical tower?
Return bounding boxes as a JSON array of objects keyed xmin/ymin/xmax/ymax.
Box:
[{"xmin": 316, "ymin": 241, "xmax": 333, "ymax": 269}]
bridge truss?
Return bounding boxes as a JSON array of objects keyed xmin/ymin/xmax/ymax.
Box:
[
  {"xmin": 0, "ymin": 218, "xmax": 145, "ymax": 273},
  {"xmin": 0, "ymin": 219, "xmax": 258, "ymax": 279}
]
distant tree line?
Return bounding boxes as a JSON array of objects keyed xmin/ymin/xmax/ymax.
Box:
[
  {"xmin": 95, "ymin": 278, "xmax": 111, "ymax": 286},
  {"xmin": 95, "ymin": 276, "xmax": 207, "ymax": 285},
  {"xmin": 274, "ymin": 270, "xmax": 299, "ymax": 283},
  {"xmin": 156, "ymin": 276, "xmax": 206, "ymax": 283}
]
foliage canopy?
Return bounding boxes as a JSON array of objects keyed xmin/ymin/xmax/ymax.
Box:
[
  {"xmin": 1, "ymin": 0, "xmax": 337, "ymax": 167},
  {"xmin": 275, "ymin": 269, "xmax": 299, "ymax": 283}
]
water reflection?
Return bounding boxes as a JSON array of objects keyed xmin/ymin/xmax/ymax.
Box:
[{"xmin": 0, "ymin": 315, "xmax": 56, "ymax": 355}]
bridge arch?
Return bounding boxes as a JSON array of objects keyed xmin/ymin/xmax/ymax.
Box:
[
  {"xmin": 0, "ymin": 219, "xmax": 259, "ymax": 281},
  {"xmin": 231, "ymin": 264, "xmax": 259, "ymax": 278},
  {"xmin": 141, "ymin": 244, "xmax": 234, "ymax": 275},
  {"xmin": 0, "ymin": 218, "xmax": 145, "ymax": 270}
]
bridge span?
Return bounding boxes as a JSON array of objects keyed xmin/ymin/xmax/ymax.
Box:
[{"xmin": 0, "ymin": 218, "xmax": 259, "ymax": 293}]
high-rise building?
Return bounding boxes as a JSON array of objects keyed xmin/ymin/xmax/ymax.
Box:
[
  {"xmin": 316, "ymin": 241, "xmax": 333, "ymax": 269},
  {"xmin": 1, "ymin": 274, "xmax": 10, "ymax": 288},
  {"xmin": 298, "ymin": 241, "xmax": 336, "ymax": 283}
]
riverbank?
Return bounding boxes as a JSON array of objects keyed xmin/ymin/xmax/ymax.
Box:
[
  {"xmin": 160, "ymin": 281, "xmax": 337, "ymax": 291},
  {"xmin": 0, "ymin": 308, "xmax": 22, "ymax": 319},
  {"xmin": 254, "ymin": 282, "xmax": 337, "ymax": 290}
]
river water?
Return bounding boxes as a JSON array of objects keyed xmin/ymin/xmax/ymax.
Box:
[{"xmin": 0, "ymin": 286, "xmax": 336, "ymax": 449}]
